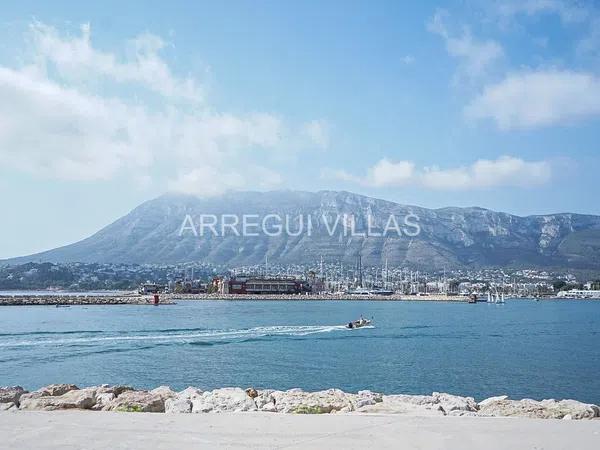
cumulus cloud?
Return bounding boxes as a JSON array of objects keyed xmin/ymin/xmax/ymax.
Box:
[
  {"xmin": 0, "ymin": 22, "xmax": 324, "ymax": 196},
  {"xmin": 0, "ymin": 66, "xmax": 154, "ymax": 180},
  {"xmin": 465, "ymin": 70, "xmax": 600, "ymax": 129},
  {"xmin": 327, "ymin": 156, "xmax": 552, "ymax": 190},
  {"xmin": 0, "ymin": 63, "xmax": 284, "ymax": 183},
  {"xmin": 365, "ymin": 159, "xmax": 415, "ymax": 187},
  {"xmin": 168, "ymin": 165, "xmax": 283, "ymax": 197},
  {"xmin": 303, "ymin": 120, "xmax": 330, "ymax": 150},
  {"xmin": 30, "ymin": 22, "xmax": 204, "ymax": 103},
  {"xmin": 427, "ymin": 9, "xmax": 504, "ymax": 82}
]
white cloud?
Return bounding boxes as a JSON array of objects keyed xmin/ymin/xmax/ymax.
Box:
[
  {"xmin": 427, "ymin": 9, "xmax": 504, "ymax": 82},
  {"xmin": 30, "ymin": 22, "xmax": 204, "ymax": 103},
  {"xmin": 0, "ymin": 64, "xmax": 284, "ymax": 183},
  {"xmin": 365, "ymin": 159, "xmax": 415, "ymax": 187},
  {"xmin": 401, "ymin": 55, "xmax": 415, "ymax": 65},
  {"xmin": 328, "ymin": 156, "xmax": 551, "ymax": 190},
  {"xmin": 465, "ymin": 70, "xmax": 600, "ymax": 129},
  {"xmin": 0, "ymin": 66, "xmax": 153, "ymax": 180},
  {"xmin": 168, "ymin": 165, "xmax": 283, "ymax": 197},
  {"xmin": 421, "ymin": 156, "xmax": 551, "ymax": 189},
  {"xmin": 0, "ymin": 22, "xmax": 324, "ymax": 196},
  {"xmin": 303, "ymin": 120, "xmax": 330, "ymax": 150}
]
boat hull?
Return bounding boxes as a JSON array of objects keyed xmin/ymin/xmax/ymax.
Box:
[{"xmin": 347, "ymin": 320, "xmax": 371, "ymax": 329}]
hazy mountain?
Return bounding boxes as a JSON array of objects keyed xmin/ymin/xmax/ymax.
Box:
[{"xmin": 5, "ymin": 190, "xmax": 600, "ymax": 270}]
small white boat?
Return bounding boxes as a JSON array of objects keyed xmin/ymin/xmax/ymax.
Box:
[{"xmin": 347, "ymin": 318, "xmax": 372, "ymax": 329}]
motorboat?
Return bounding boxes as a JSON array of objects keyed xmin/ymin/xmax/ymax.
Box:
[{"xmin": 347, "ymin": 318, "xmax": 372, "ymax": 329}]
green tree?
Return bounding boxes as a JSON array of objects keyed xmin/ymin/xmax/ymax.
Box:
[{"xmin": 552, "ymin": 280, "xmax": 567, "ymax": 291}]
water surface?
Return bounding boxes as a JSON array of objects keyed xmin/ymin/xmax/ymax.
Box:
[{"xmin": 1, "ymin": 299, "xmax": 599, "ymax": 403}]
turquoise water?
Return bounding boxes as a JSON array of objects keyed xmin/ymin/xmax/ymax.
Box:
[{"xmin": 1, "ymin": 300, "xmax": 599, "ymax": 403}]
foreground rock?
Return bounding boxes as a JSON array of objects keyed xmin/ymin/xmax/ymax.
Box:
[
  {"xmin": 5, "ymin": 384, "xmax": 599, "ymax": 419},
  {"xmin": 0, "ymin": 386, "xmax": 28, "ymax": 407},
  {"xmin": 20, "ymin": 387, "xmax": 96, "ymax": 411},
  {"xmin": 165, "ymin": 387, "xmax": 203, "ymax": 413},
  {"xmin": 104, "ymin": 387, "xmax": 175, "ymax": 413},
  {"xmin": 478, "ymin": 397, "xmax": 600, "ymax": 419}
]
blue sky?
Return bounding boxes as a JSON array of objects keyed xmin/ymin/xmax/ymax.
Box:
[{"xmin": 1, "ymin": 0, "xmax": 599, "ymax": 258}]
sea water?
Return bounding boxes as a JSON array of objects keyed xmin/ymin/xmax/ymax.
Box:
[{"xmin": 1, "ymin": 299, "xmax": 599, "ymax": 403}]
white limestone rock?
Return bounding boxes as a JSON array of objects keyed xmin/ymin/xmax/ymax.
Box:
[
  {"xmin": 92, "ymin": 393, "xmax": 115, "ymax": 411},
  {"xmin": 165, "ymin": 387, "xmax": 202, "ymax": 414},
  {"xmin": 357, "ymin": 394, "xmax": 444, "ymax": 415},
  {"xmin": 165, "ymin": 397, "xmax": 192, "ymax": 413},
  {"xmin": 24, "ymin": 384, "xmax": 79, "ymax": 400},
  {"xmin": 432, "ymin": 392, "xmax": 478, "ymax": 414},
  {"xmin": 95, "ymin": 384, "xmax": 135, "ymax": 396},
  {"xmin": 254, "ymin": 389, "xmax": 276, "ymax": 410},
  {"xmin": 19, "ymin": 388, "xmax": 97, "ymax": 411},
  {"xmin": 271, "ymin": 388, "xmax": 354, "ymax": 414},
  {"xmin": 260, "ymin": 402, "xmax": 278, "ymax": 412},
  {"xmin": 192, "ymin": 388, "xmax": 258, "ymax": 413},
  {"xmin": 478, "ymin": 398, "xmax": 600, "ymax": 419},
  {"xmin": 478, "ymin": 395, "xmax": 508, "ymax": 409},
  {"xmin": 105, "ymin": 390, "xmax": 167, "ymax": 413},
  {"xmin": 352, "ymin": 390, "xmax": 383, "ymax": 409},
  {"xmin": 177, "ymin": 387, "xmax": 204, "ymax": 400},
  {"xmin": 0, "ymin": 402, "xmax": 17, "ymax": 411},
  {"xmin": 150, "ymin": 386, "xmax": 176, "ymax": 402},
  {"xmin": 542, "ymin": 399, "xmax": 600, "ymax": 419}
]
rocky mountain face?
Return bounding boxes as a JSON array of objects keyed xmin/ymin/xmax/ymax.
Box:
[{"xmin": 5, "ymin": 190, "xmax": 600, "ymax": 269}]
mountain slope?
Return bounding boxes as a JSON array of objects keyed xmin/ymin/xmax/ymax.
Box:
[{"xmin": 5, "ymin": 190, "xmax": 600, "ymax": 269}]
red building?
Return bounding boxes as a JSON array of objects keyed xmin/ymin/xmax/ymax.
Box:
[{"xmin": 216, "ymin": 276, "xmax": 309, "ymax": 294}]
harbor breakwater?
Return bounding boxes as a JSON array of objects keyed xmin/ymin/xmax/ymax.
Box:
[
  {"xmin": 1, "ymin": 384, "xmax": 599, "ymax": 419},
  {"xmin": 170, "ymin": 293, "xmax": 470, "ymax": 301},
  {"xmin": 0, "ymin": 295, "xmax": 175, "ymax": 306},
  {"xmin": 0, "ymin": 293, "xmax": 469, "ymax": 305}
]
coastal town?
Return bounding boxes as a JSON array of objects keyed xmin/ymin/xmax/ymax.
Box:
[{"xmin": 1, "ymin": 259, "xmax": 599, "ymax": 303}]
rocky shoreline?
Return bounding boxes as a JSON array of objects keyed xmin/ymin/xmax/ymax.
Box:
[{"xmin": 1, "ymin": 384, "xmax": 598, "ymax": 419}]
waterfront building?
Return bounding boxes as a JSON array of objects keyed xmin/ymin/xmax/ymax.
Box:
[{"xmin": 217, "ymin": 276, "xmax": 309, "ymax": 295}]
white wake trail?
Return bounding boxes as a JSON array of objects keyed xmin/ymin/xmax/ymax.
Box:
[{"xmin": 0, "ymin": 324, "xmax": 350, "ymax": 348}]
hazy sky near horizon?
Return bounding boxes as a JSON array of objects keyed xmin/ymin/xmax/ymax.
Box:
[{"xmin": 1, "ymin": 0, "xmax": 600, "ymax": 258}]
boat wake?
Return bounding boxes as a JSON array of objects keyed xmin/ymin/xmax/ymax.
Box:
[{"xmin": 0, "ymin": 325, "xmax": 351, "ymax": 348}]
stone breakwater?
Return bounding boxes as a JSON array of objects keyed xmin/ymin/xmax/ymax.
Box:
[
  {"xmin": 0, "ymin": 293, "xmax": 471, "ymax": 304},
  {"xmin": 1, "ymin": 384, "xmax": 598, "ymax": 419},
  {"xmin": 0, "ymin": 295, "xmax": 175, "ymax": 306},
  {"xmin": 171, "ymin": 293, "xmax": 469, "ymax": 301}
]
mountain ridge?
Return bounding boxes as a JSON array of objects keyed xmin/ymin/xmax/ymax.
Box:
[{"xmin": 4, "ymin": 190, "xmax": 600, "ymax": 270}]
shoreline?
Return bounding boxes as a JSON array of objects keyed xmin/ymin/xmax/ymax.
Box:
[{"xmin": 2, "ymin": 384, "xmax": 598, "ymax": 419}]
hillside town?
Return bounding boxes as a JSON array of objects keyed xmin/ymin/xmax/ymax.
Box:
[{"xmin": 1, "ymin": 260, "xmax": 599, "ymax": 299}]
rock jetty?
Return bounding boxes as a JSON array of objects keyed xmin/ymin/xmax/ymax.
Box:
[
  {"xmin": 171, "ymin": 293, "xmax": 468, "ymax": 301},
  {"xmin": 0, "ymin": 295, "xmax": 175, "ymax": 306},
  {"xmin": 1, "ymin": 384, "xmax": 598, "ymax": 419}
]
